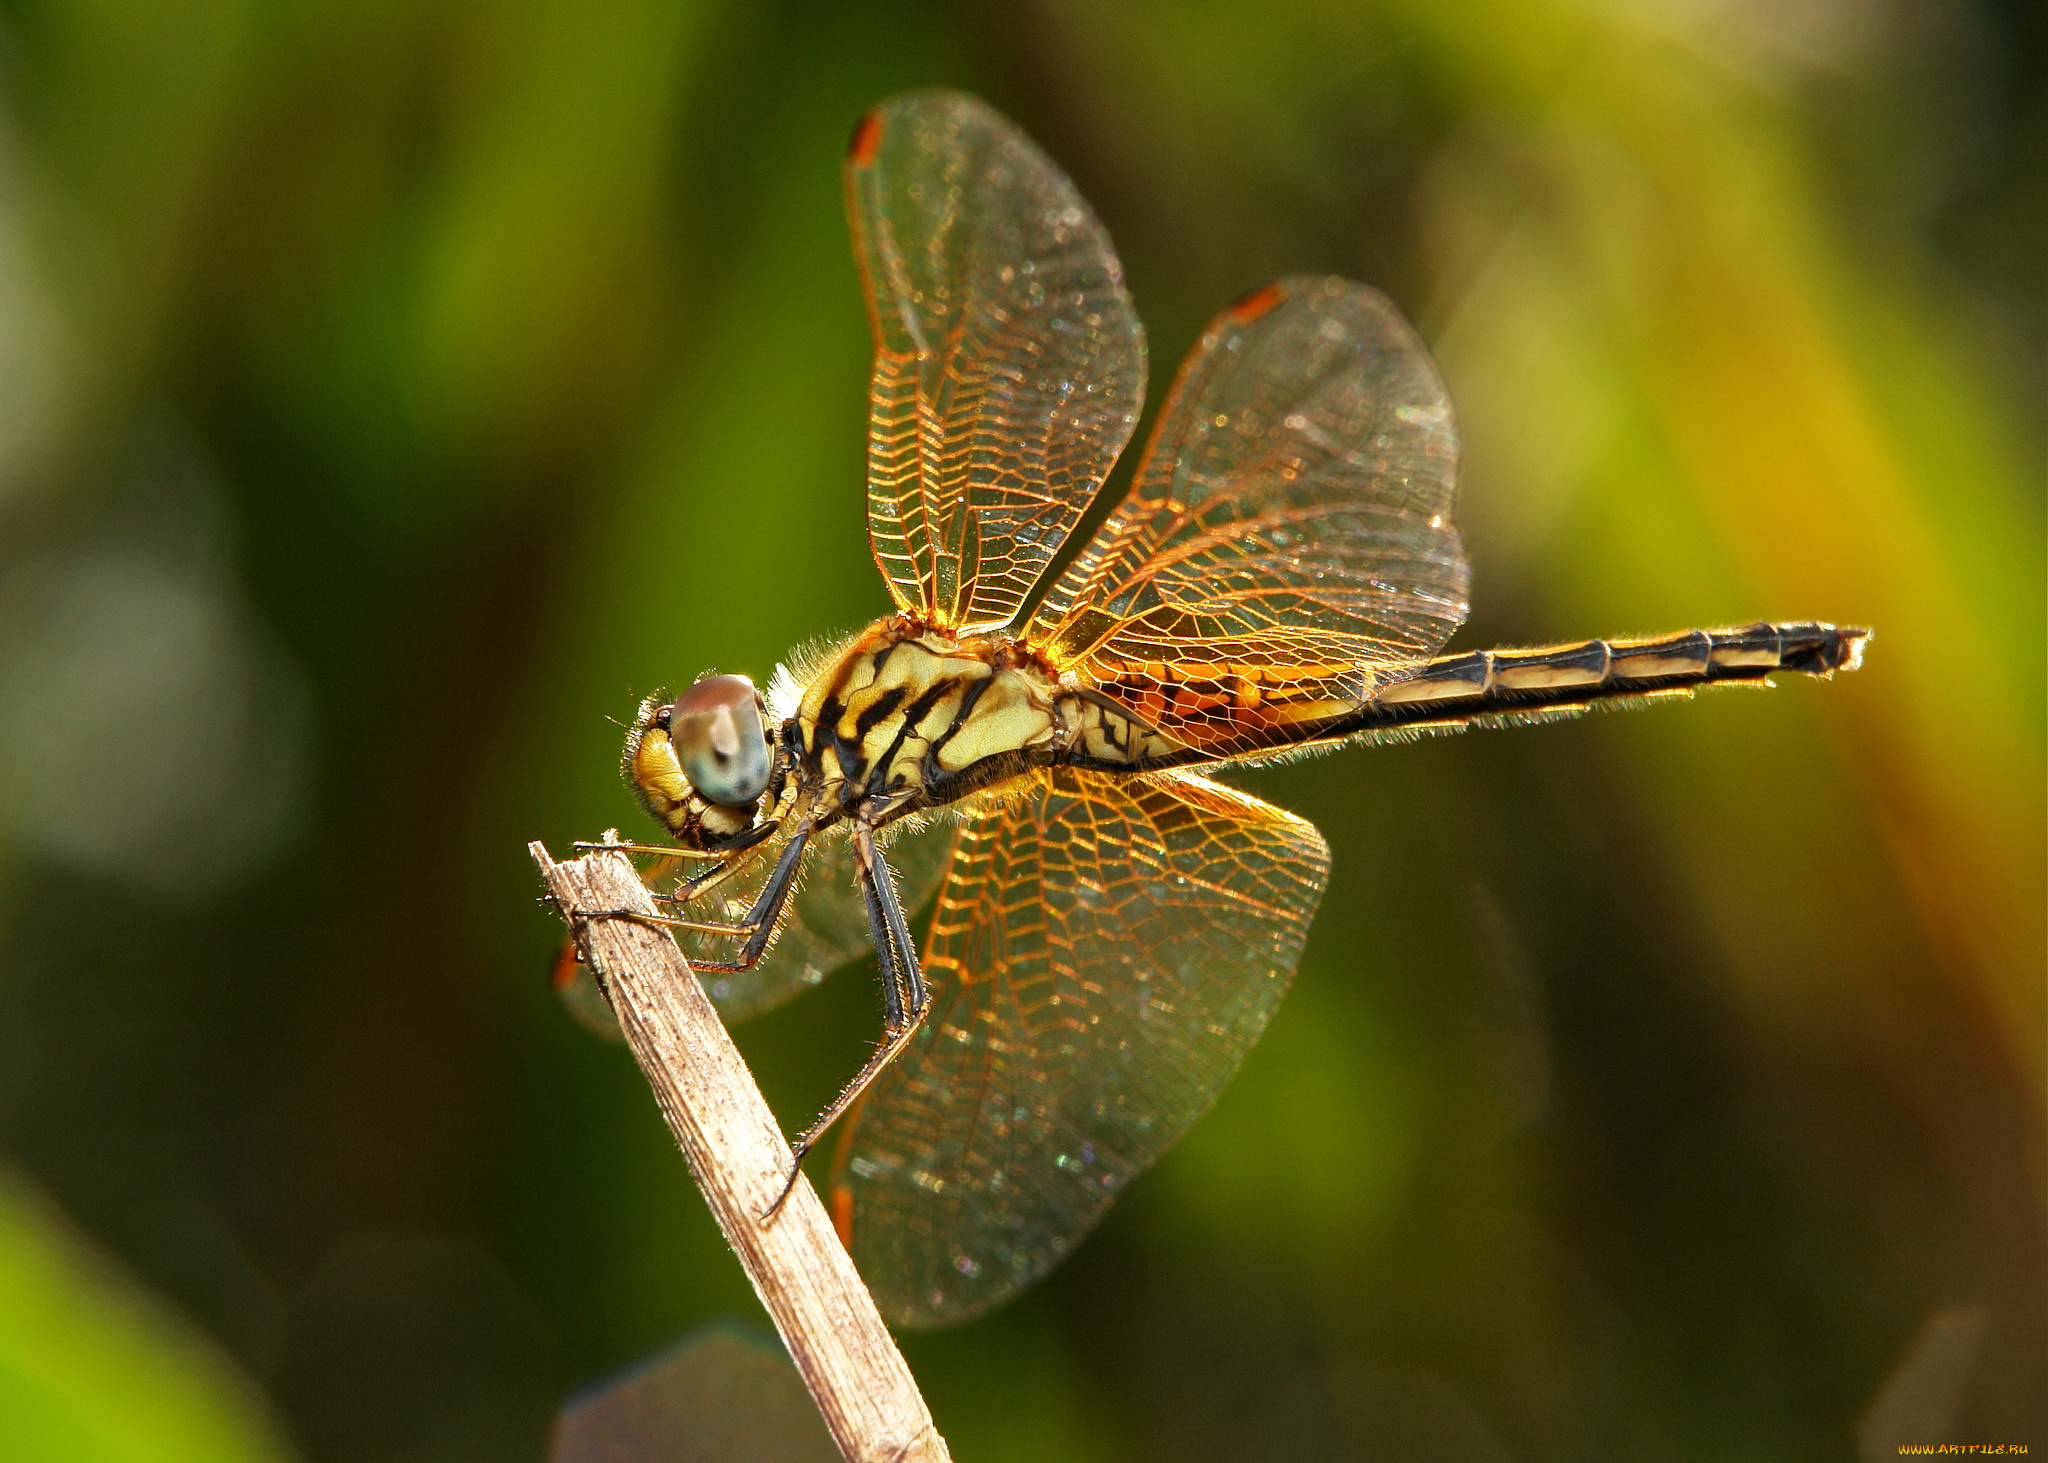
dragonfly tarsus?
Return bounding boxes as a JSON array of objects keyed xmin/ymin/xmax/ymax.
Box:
[
  {"xmin": 763, "ymin": 1019, "xmax": 929, "ymax": 1225},
  {"xmin": 577, "ymin": 825, "xmax": 813, "ymax": 974},
  {"xmin": 670, "ymin": 826, "xmax": 812, "ymax": 974},
  {"xmin": 573, "ymin": 837, "xmax": 722, "ymax": 860},
  {"xmin": 763, "ymin": 1150, "xmax": 806, "ymax": 1222}
]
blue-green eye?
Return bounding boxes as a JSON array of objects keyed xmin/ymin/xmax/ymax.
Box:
[{"xmin": 670, "ymin": 674, "xmax": 771, "ymax": 808}]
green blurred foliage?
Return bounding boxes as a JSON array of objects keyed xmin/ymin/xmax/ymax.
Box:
[
  {"xmin": 0, "ymin": 0, "xmax": 2038, "ymax": 1459},
  {"xmin": 0, "ymin": 1164, "xmax": 297, "ymax": 1463}
]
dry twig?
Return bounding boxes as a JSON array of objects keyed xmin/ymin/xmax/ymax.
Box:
[{"xmin": 531, "ymin": 840, "xmax": 950, "ymax": 1463}]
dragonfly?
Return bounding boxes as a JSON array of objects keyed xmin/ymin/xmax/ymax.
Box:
[{"xmin": 580, "ymin": 89, "xmax": 1868, "ymax": 1329}]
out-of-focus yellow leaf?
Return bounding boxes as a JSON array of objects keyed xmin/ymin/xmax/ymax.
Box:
[{"xmin": 0, "ymin": 1165, "xmax": 298, "ymax": 1463}]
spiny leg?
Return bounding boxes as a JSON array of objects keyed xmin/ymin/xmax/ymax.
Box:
[
  {"xmin": 571, "ymin": 833, "xmax": 738, "ymax": 922},
  {"xmin": 655, "ymin": 830, "xmax": 783, "ymax": 911},
  {"xmin": 573, "ymin": 836, "xmax": 723, "ymax": 860},
  {"xmin": 682, "ymin": 825, "xmax": 811, "ymax": 973},
  {"xmin": 765, "ymin": 821, "xmax": 930, "ymax": 1218},
  {"xmin": 579, "ymin": 824, "xmax": 810, "ymax": 976}
]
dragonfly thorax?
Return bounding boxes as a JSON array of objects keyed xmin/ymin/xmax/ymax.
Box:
[{"xmin": 794, "ymin": 616, "xmax": 1068, "ymax": 821}]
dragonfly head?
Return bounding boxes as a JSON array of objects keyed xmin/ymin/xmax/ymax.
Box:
[{"xmin": 623, "ymin": 674, "xmax": 776, "ymax": 847}]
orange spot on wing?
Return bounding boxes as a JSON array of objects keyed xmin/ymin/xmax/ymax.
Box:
[
  {"xmin": 1227, "ymin": 282, "xmax": 1285, "ymax": 325},
  {"xmin": 849, "ymin": 111, "xmax": 883, "ymax": 166},
  {"xmin": 548, "ymin": 933, "xmax": 581, "ymax": 993},
  {"xmin": 831, "ymin": 1182, "xmax": 856, "ymax": 1250}
]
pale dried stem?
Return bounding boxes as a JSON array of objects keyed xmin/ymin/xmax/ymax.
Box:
[{"xmin": 530, "ymin": 840, "xmax": 950, "ymax": 1463}]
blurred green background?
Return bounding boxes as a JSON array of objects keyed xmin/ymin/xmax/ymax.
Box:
[{"xmin": 0, "ymin": 0, "xmax": 2040, "ymax": 1458}]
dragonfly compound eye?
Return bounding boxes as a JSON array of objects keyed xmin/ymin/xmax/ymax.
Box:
[{"xmin": 670, "ymin": 673, "xmax": 772, "ymax": 808}]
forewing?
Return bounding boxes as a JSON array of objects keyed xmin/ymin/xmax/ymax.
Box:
[
  {"xmin": 1029, "ymin": 276, "xmax": 1469, "ymax": 755},
  {"xmin": 837, "ymin": 766, "xmax": 1329, "ymax": 1327},
  {"xmin": 847, "ymin": 90, "xmax": 1145, "ymax": 631},
  {"xmin": 668, "ymin": 816, "xmax": 957, "ymax": 1021}
]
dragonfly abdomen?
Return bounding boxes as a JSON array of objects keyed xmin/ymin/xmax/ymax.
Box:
[{"xmin": 1347, "ymin": 621, "xmax": 1869, "ymax": 735}]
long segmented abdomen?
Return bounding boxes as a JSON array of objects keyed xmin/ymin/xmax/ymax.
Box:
[{"xmin": 1341, "ymin": 621, "xmax": 1868, "ymax": 737}]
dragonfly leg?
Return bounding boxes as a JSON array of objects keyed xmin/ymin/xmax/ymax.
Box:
[
  {"xmin": 581, "ymin": 825, "xmax": 811, "ymax": 975},
  {"xmin": 573, "ymin": 836, "xmax": 722, "ymax": 860},
  {"xmin": 765, "ymin": 821, "xmax": 930, "ymax": 1218},
  {"xmin": 577, "ymin": 810, "xmax": 786, "ymax": 866},
  {"xmin": 654, "ymin": 833, "xmax": 780, "ymax": 908},
  {"xmin": 572, "ymin": 832, "xmax": 742, "ymax": 930}
]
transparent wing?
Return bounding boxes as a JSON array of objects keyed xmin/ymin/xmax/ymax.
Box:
[
  {"xmin": 835, "ymin": 766, "xmax": 1329, "ymax": 1327},
  {"xmin": 847, "ymin": 90, "xmax": 1146, "ymax": 631},
  {"xmin": 1027, "ymin": 276, "xmax": 1470, "ymax": 756},
  {"xmin": 667, "ymin": 815, "xmax": 957, "ymax": 1022}
]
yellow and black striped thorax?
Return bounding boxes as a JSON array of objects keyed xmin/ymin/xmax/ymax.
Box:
[{"xmin": 793, "ymin": 617, "xmax": 1066, "ymax": 817}]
